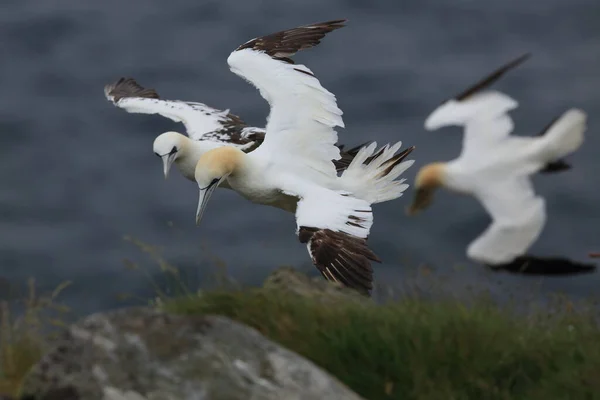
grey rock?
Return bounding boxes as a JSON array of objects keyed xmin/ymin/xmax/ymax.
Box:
[{"xmin": 21, "ymin": 307, "xmax": 364, "ymax": 400}]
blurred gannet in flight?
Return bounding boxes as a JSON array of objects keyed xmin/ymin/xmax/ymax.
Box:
[
  {"xmin": 407, "ymin": 53, "xmax": 596, "ymax": 275},
  {"xmin": 193, "ymin": 20, "xmax": 415, "ymax": 295},
  {"xmin": 104, "ymin": 70, "xmax": 365, "ymax": 182}
]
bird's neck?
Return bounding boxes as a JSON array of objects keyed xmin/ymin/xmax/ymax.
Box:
[
  {"xmin": 209, "ymin": 146, "xmax": 248, "ymax": 178},
  {"xmin": 174, "ymin": 141, "xmax": 203, "ymax": 181},
  {"xmin": 177, "ymin": 141, "xmax": 231, "ymax": 181},
  {"xmin": 225, "ymin": 149, "xmax": 249, "ymax": 178}
]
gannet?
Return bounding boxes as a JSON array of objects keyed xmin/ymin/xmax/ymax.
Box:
[
  {"xmin": 104, "ymin": 77, "xmax": 363, "ymax": 181},
  {"xmin": 407, "ymin": 53, "xmax": 596, "ymax": 274},
  {"xmin": 193, "ymin": 19, "xmax": 416, "ymax": 296}
]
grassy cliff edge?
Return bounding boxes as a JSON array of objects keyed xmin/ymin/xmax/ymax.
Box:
[
  {"xmin": 2, "ymin": 272, "xmax": 600, "ymax": 399},
  {"xmin": 162, "ymin": 286, "xmax": 600, "ymax": 399}
]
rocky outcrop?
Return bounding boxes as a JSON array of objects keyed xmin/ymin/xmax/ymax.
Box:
[
  {"xmin": 20, "ymin": 307, "xmax": 364, "ymax": 400},
  {"xmin": 263, "ymin": 266, "xmax": 371, "ymax": 304}
]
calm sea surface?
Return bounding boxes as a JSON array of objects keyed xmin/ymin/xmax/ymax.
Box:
[{"xmin": 1, "ymin": 0, "xmax": 599, "ymax": 315}]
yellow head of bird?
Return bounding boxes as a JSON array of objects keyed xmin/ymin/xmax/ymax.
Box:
[{"xmin": 406, "ymin": 162, "xmax": 446, "ymax": 216}]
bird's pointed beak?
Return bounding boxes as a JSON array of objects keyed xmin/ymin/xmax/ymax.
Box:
[
  {"xmin": 406, "ymin": 187, "xmax": 435, "ymax": 216},
  {"xmin": 195, "ymin": 180, "xmax": 220, "ymax": 226},
  {"xmin": 162, "ymin": 154, "xmax": 176, "ymax": 179}
]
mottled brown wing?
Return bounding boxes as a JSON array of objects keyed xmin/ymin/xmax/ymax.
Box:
[
  {"xmin": 104, "ymin": 77, "xmax": 159, "ymax": 102},
  {"xmin": 104, "ymin": 77, "xmax": 262, "ymax": 148},
  {"xmin": 299, "ymin": 227, "xmax": 381, "ymax": 296}
]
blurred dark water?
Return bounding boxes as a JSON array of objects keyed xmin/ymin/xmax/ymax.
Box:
[{"xmin": 1, "ymin": 0, "xmax": 599, "ymax": 315}]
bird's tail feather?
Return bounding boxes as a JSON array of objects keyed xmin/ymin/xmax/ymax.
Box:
[
  {"xmin": 536, "ymin": 108, "xmax": 586, "ymax": 165},
  {"xmin": 338, "ymin": 142, "xmax": 415, "ymax": 204}
]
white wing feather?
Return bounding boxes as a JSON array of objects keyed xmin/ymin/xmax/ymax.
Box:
[
  {"xmin": 533, "ymin": 108, "xmax": 586, "ymax": 162},
  {"xmin": 294, "ymin": 187, "xmax": 373, "ymax": 240},
  {"xmin": 467, "ymin": 178, "xmax": 546, "ymax": 264},
  {"xmin": 107, "ymin": 95, "xmax": 235, "ymax": 141},
  {"xmin": 227, "ymin": 48, "xmax": 343, "ymax": 180},
  {"xmin": 425, "ymin": 91, "xmax": 518, "ymax": 152}
]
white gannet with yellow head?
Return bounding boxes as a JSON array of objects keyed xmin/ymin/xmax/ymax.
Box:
[
  {"xmin": 193, "ymin": 19, "xmax": 416, "ymax": 296},
  {"xmin": 407, "ymin": 53, "xmax": 596, "ymax": 275}
]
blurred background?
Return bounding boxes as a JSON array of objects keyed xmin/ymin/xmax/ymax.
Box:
[{"xmin": 1, "ymin": 0, "xmax": 598, "ymax": 316}]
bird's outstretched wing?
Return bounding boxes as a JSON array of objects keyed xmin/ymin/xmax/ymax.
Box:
[
  {"xmin": 424, "ymin": 54, "xmax": 530, "ymax": 152},
  {"xmin": 227, "ymin": 20, "xmax": 347, "ymax": 180},
  {"xmin": 424, "ymin": 53, "xmax": 530, "ymax": 131},
  {"xmin": 105, "ymin": 76, "xmax": 368, "ymax": 171},
  {"xmin": 467, "ymin": 177, "xmax": 546, "ymax": 265},
  {"xmin": 104, "ymin": 77, "xmax": 265, "ymax": 151},
  {"xmin": 425, "ymin": 54, "xmax": 583, "ymax": 175},
  {"xmin": 285, "ymin": 183, "xmax": 379, "ymax": 296},
  {"xmin": 453, "ymin": 53, "xmax": 531, "ymax": 101}
]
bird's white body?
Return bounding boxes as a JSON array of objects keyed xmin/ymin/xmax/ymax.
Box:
[
  {"xmin": 215, "ymin": 140, "xmax": 413, "ymax": 213},
  {"xmin": 226, "ymin": 154, "xmax": 299, "ymax": 212},
  {"xmin": 422, "ymin": 92, "xmax": 586, "ymax": 265}
]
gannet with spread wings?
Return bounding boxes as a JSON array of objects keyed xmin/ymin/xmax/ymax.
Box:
[
  {"xmin": 408, "ymin": 53, "xmax": 595, "ymax": 275},
  {"xmin": 193, "ymin": 20, "xmax": 416, "ymax": 295}
]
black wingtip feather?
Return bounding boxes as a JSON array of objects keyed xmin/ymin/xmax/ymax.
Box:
[
  {"xmin": 333, "ymin": 142, "xmax": 415, "ymax": 173},
  {"xmin": 536, "ymin": 115, "xmax": 560, "ymax": 137},
  {"xmin": 540, "ymin": 160, "xmax": 572, "ymax": 174},
  {"xmin": 333, "ymin": 141, "xmax": 374, "ymax": 172},
  {"xmin": 488, "ymin": 255, "xmax": 597, "ymax": 275},
  {"xmin": 235, "ymin": 20, "xmax": 347, "ymax": 64},
  {"xmin": 377, "ymin": 145, "xmax": 416, "ymax": 178},
  {"xmin": 454, "ymin": 53, "xmax": 531, "ymax": 101},
  {"xmin": 105, "ymin": 77, "xmax": 160, "ymax": 102}
]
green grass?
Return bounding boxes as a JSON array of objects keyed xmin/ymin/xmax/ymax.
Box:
[
  {"xmin": 163, "ymin": 288, "xmax": 600, "ymax": 400},
  {"xmin": 0, "ymin": 279, "xmax": 71, "ymax": 396}
]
